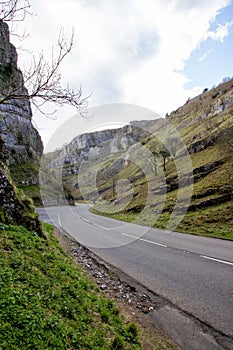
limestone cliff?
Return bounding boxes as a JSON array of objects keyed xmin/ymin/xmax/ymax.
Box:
[
  {"xmin": 48, "ymin": 119, "xmax": 163, "ymax": 176},
  {"xmin": 0, "ymin": 135, "xmax": 42, "ymax": 235},
  {"xmin": 0, "ymin": 20, "xmax": 43, "ymax": 227},
  {"xmin": 0, "ymin": 20, "xmax": 43, "ymax": 168}
]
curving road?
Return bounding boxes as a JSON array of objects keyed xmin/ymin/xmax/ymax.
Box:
[{"xmin": 37, "ymin": 204, "xmax": 233, "ymax": 349}]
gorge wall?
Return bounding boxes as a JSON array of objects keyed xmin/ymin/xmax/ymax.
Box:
[
  {"xmin": 0, "ymin": 20, "xmax": 43, "ymax": 232},
  {"xmin": 48, "ymin": 118, "xmax": 164, "ymax": 176},
  {"xmin": 0, "ymin": 20, "xmax": 43, "ymax": 169}
]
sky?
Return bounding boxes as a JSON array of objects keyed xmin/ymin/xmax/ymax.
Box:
[{"xmin": 11, "ymin": 0, "xmax": 233, "ymax": 149}]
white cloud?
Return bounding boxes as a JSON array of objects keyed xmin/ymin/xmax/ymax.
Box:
[
  {"xmin": 198, "ymin": 49, "xmax": 214, "ymax": 62},
  {"xmin": 207, "ymin": 21, "xmax": 233, "ymax": 42},
  {"xmin": 10, "ymin": 0, "xmax": 232, "ymax": 144}
]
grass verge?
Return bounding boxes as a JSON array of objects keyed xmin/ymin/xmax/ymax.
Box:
[
  {"xmin": 92, "ymin": 199, "xmax": 233, "ymax": 240},
  {"xmin": 0, "ymin": 223, "xmax": 142, "ymax": 349}
]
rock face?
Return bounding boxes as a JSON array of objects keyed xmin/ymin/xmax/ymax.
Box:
[
  {"xmin": 0, "ymin": 135, "xmax": 43, "ymax": 235},
  {"xmin": 51, "ymin": 126, "xmax": 134, "ymax": 170},
  {"xmin": 0, "ymin": 20, "xmax": 43, "ymax": 165},
  {"xmin": 0, "ymin": 20, "xmax": 43, "ymax": 233},
  {"xmin": 48, "ymin": 119, "xmax": 163, "ymax": 173},
  {"xmin": 166, "ymin": 78, "xmax": 233, "ymax": 137}
]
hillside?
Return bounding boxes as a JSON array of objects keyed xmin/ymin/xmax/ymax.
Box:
[{"xmin": 46, "ymin": 79, "xmax": 233, "ymax": 240}]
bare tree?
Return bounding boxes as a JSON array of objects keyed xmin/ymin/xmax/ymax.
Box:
[
  {"xmin": 0, "ymin": 0, "xmax": 31, "ymax": 22},
  {"xmin": 0, "ymin": 0, "xmax": 88, "ymax": 116}
]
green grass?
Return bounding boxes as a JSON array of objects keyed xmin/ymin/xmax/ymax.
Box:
[
  {"xmin": 9, "ymin": 162, "xmax": 39, "ymax": 185},
  {"xmin": 92, "ymin": 207, "xmax": 137, "ymax": 224},
  {"xmin": 175, "ymin": 201, "xmax": 233, "ymax": 239},
  {"xmin": 18, "ymin": 185, "xmax": 42, "ymax": 207},
  {"xmin": 93, "ymin": 199, "xmax": 233, "ymax": 240},
  {"xmin": 0, "ymin": 223, "xmax": 142, "ymax": 349}
]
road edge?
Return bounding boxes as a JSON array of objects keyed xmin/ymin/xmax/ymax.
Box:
[{"xmin": 56, "ymin": 226, "xmax": 233, "ymax": 350}]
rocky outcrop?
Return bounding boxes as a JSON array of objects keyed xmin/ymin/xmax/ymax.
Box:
[
  {"xmin": 49, "ymin": 127, "xmax": 135, "ymax": 171},
  {"xmin": 48, "ymin": 118, "xmax": 163, "ymax": 173},
  {"xmin": 0, "ymin": 20, "xmax": 44, "ymax": 230},
  {"xmin": 166, "ymin": 78, "xmax": 233, "ymax": 131},
  {"xmin": 0, "ymin": 135, "xmax": 43, "ymax": 235},
  {"xmin": 0, "ymin": 20, "xmax": 43, "ymax": 165},
  {"xmin": 187, "ymin": 193, "xmax": 232, "ymax": 212}
]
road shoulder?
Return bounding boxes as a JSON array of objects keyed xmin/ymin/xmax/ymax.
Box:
[{"xmin": 54, "ymin": 227, "xmax": 180, "ymax": 350}]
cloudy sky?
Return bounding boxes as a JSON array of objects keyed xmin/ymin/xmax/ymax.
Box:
[{"xmin": 12, "ymin": 0, "xmax": 233, "ymax": 148}]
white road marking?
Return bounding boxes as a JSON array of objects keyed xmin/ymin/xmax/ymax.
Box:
[
  {"xmin": 122, "ymin": 233, "xmax": 167, "ymax": 247},
  {"xmin": 57, "ymin": 214, "xmax": 62, "ymax": 227},
  {"xmin": 201, "ymin": 255, "xmax": 233, "ymax": 266},
  {"xmin": 92, "ymin": 223, "xmax": 111, "ymax": 230},
  {"xmin": 82, "ymin": 218, "xmax": 90, "ymax": 223}
]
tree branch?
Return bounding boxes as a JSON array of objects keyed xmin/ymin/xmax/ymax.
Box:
[
  {"xmin": 0, "ymin": 0, "xmax": 31, "ymax": 22},
  {"xmin": 0, "ymin": 20, "xmax": 89, "ymax": 117}
]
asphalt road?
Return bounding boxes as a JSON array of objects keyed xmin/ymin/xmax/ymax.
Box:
[{"xmin": 37, "ymin": 204, "xmax": 233, "ymax": 344}]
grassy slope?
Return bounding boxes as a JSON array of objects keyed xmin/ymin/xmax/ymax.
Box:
[
  {"xmin": 0, "ymin": 223, "xmax": 178, "ymax": 350},
  {"xmin": 92, "ymin": 81, "xmax": 233, "ymax": 240},
  {"xmin": 92, "ymin": 146, "xmax": 233, "ymax": 239},
  {"xmin": 0, "ymin": 224, "xmax": 139, "ymax": 349}
]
